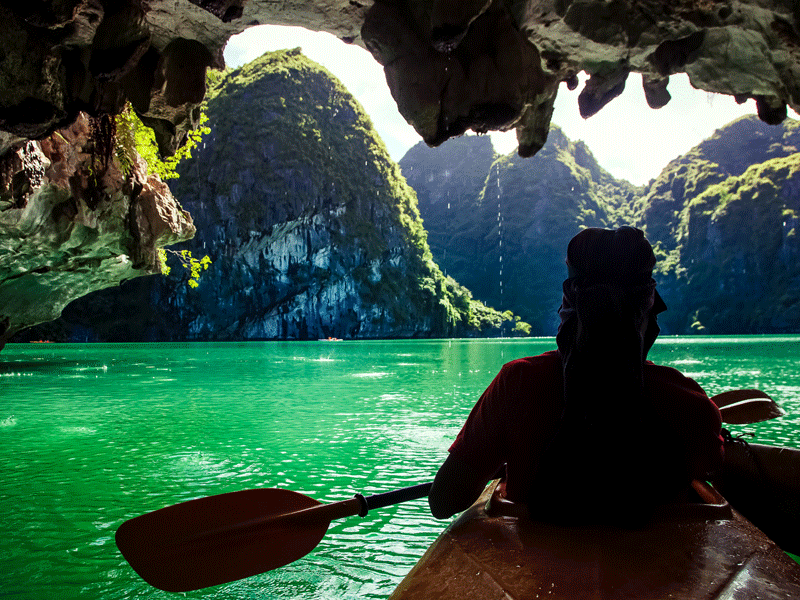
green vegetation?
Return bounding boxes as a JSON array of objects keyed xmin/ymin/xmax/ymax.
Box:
[
  {"xmin": 665, "ymin": 153, "xmax": 800, "ymax": 333},
  {"xmin": 165, "ymin": 48, "xmax": 529, "ymax": 338},
  {"xmin": 405, "ymin": 115, "xmax": 800, "ymax": 335},
  {"xmin": 115, "ymin": 104, "xmax": 210, "ymax": 181},
  {"xmin": 158, "ymin": 249, "xmax": 212, "ymax": 288}
]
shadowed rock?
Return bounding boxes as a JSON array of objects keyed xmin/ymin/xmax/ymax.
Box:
[
  {"xmin": 0, "ymin": 113, "xmax": 194, "ymax": 349},
  {"xmin": 578, "ymin": 67, "xmax": 629, "ymax": 119},
  {"xmin": 1, "ymin": 0, "xmax": 799, "ymax": 157},
  {"xmin": 642, "ymin": 75, "xmax": 671, "ymax": 110},
  {"xmin": 363, "ymin": 0, "xmax": 554, "ymax": 149}
]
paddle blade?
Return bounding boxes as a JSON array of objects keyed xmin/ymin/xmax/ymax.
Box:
[
  {"xmin": 712, "ymin": 389, "xmax": 785, "ymax": 424},
  {"xmin": 116, "ymin": 488, "xmax": 326, "ymax": 592}
]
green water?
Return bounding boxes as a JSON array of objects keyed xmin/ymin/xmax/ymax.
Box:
[{"xmin": 1, "ymin": 337, "xmax": 798, "ymax": 599}]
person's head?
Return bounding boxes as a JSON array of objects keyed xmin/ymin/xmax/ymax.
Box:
[
  {"xmin": 557, "ymin": 226, "xmax": 666, "ymax": 360},
  {"xmin": 565, "ymin": 226, "xmax": 657, "ymax": 287}
]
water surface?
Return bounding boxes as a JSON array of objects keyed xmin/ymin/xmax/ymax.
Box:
[{"xmin": 1, "ymin": 337, "xmax": 798, "ymax": 599}]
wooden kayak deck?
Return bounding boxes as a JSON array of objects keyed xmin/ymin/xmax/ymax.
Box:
[{"xmin": 389, "ymin": 481, "xmax": 800, "ymax": 600}]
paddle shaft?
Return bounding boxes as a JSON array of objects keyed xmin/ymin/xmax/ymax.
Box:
[
  {"xmin": 194, "ymin": 481, "xmax": 434, "ymax": 542},
  {"xmin": 356, "ymin": 481, "xmax": 433, "ymax": 515}
]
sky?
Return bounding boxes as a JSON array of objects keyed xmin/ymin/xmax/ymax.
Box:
[{"xmin": 223, "ymin": 25, "xmax": 798, "ymax": 187}]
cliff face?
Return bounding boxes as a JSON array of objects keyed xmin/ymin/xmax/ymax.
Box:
[
  {"xmin": 638, "ymin": 117, "xmax": 800, "ymax": 253},
  {"xmin": 667, "ymin": 154, "xmax": 800, "ymax": 334},
  {"xmin": 405, "ymin": 116, "xmax": 800, "ymax": 335},
  {"xmin": 402, "ymin": 127, "xmax": 635, "ymax": 333},
  {"xmin": 16, "ymin": 49, "xmax": 524, "ymax": 342},
  {"xmin": 166, "ymin": 49, "xmax": 525, "ymax": 340},
  {"xmin": 637, "ymin": 117, "xmax": 800, "ymax": 333},
  {"xmin": 0, "ymin": 113, "xmax": 194, "ymax": 349}
]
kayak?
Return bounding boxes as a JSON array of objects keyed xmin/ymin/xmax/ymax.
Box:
[
  {"xmin": 712, "ymin": 440, "xmax": 800, "ymax": 557},
  {"xmin": 389, "ymin": 480, "xmax": 800, "ymax": 600}
]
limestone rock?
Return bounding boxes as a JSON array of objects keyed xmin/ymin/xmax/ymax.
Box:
[
  {"xmin": 15, "ymin": 50, "xmax": 526, "ymax": 343},
  {"xmin": 364, "ymin": 0, "xmax": 800, "ymax": 154},
  {"xmin": 2, "ymin": 0, "xmax": 800, "ymax": 343},
  {"xmin": 0, "ymin": 113, "xmax": 194, "ymax": 349},
  {"xmin": 1, "ymin": 1, "xmax": 799, "ymax": 159}
]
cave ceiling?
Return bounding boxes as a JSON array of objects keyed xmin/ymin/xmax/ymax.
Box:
[{"xmin": 1, "ymin": 0, "xmax": 799, "ymax": 160}]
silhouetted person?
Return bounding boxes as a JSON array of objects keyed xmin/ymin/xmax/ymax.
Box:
[{"xmin": 429, "ymin": 227, "xmax": 723, "ymax": 524}]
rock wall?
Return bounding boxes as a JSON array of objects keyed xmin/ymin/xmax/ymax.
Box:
[
  {"xmin": 14, "ymin": 50, "xmax": 524, "ymax": 343},
  {"xmin": 0, "ymin": 113, "xmax": 194, "ymax": 348},
  {"xmin": 406, "ymin": 116, "xmax": 800, "ymax": 335}
]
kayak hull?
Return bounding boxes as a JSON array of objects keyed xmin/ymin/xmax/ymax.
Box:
[
  {"xmin": 390, "ymin": 481, "xmax": 800, "ymax": 600},
  {"xmin": 712, "ymin": 440, "xmax": 800, "ymax": 556}
]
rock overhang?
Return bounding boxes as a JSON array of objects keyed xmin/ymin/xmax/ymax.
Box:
[{"xmin": 0, "ymin": 0, "xmax": 798, "ymax": 160}]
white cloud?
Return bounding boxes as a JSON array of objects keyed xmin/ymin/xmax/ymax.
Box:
[{"xmin": 224, "ymin": 25, "xmax": 798, "ymax": 186}]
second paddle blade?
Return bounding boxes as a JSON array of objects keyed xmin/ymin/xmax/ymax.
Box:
[
  {"xmin": 116, "ymin": 487, "xmax": 326, "ymax": 592},
  {"xmin": 713, "ymin": 389, "xmax": 785, "ymax": 424}
]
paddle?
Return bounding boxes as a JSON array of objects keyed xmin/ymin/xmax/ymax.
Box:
[
  {"xmin": 115, "ymin": 481, "xmax": 432, "ymax": 593},
  {"xmin": 711, "ymin": 389, "xmax": 785, "ymax": 424},
  {"xmin": 116, "ymin": 388, "xmax": 784, "ymax": 593}
]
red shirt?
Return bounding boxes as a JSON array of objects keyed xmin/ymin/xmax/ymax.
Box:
[{"xmin": 449, "ymin": 350, "xmax": 724, "ymax": 502}]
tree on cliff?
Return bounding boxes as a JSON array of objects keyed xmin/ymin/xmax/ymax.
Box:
[{"xmin": 113, "ymin": 103, "xmax": 213, "ymax": 288}]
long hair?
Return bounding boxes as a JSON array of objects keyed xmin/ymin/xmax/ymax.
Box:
[{"xmin": 526, "ymin": 227, "xmax": 672, "ymax": 524}]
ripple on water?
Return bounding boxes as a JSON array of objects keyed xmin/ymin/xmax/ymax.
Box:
[
  {"xmin": 680, "ymin": 371, "xmax": 712, "ymax": 380},
  {"xmin": 163, "ymin": 450, "xmax": 232, "ymax": 483},
  {"xmin": 57, "ymin": 425, "xmax": 97, "ymax": 436},
  {"xmin": 352, "ymin": 372, "xmax": 392, "ymax": 378}
]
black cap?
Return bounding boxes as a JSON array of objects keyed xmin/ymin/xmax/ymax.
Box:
[
  {"xmin": 567, "ymin": 227, "xmax": 656, "ymax": 284},
  {"xmin": 566, "ymin": 226, "xmax": 666, "ymax": 314}
]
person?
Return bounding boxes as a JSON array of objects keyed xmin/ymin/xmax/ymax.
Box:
[{"xmin": 428, "ymin": 226, "xmax": 724, "ymax": 524}]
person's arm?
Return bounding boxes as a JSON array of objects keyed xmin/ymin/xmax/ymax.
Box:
[
  {"xmin": 651, "ymin": 364, "xmax": 725, "ymax": 480},
  {"xmin": 428, "ymin": 356, "xmax": 543, "ymax": 519},
  {"xmin": 428, "ymin": 453, "xmax": 493, "ymax": 519},
  {"xmin": 428, "ymin": 362, "xmax": 519, "ymax": 519}
]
